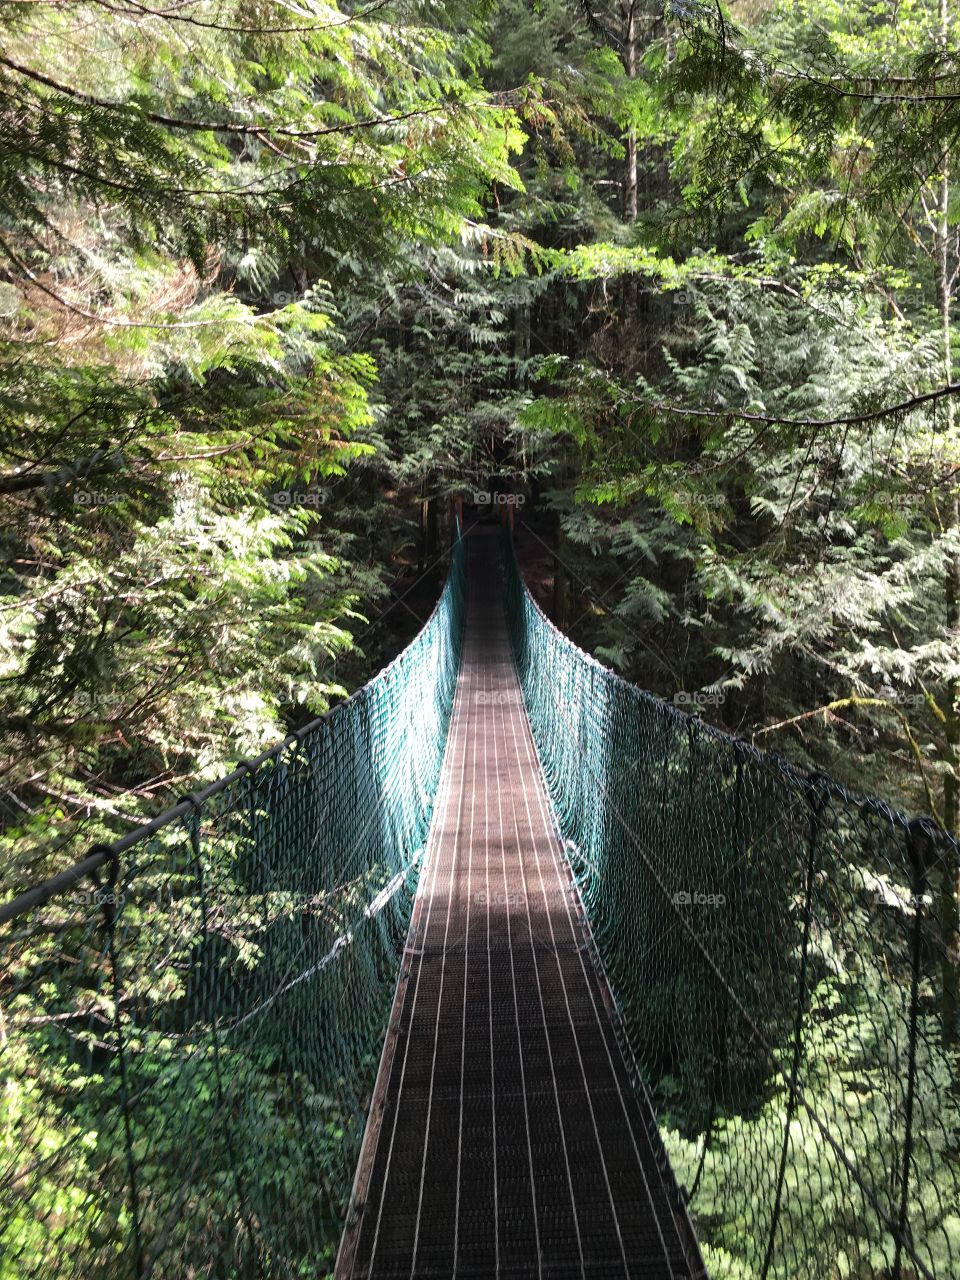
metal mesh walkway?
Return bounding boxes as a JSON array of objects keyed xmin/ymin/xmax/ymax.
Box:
[{"xmin": 338, "ymin": 529, "xmax": 702, "ymax": 1279}]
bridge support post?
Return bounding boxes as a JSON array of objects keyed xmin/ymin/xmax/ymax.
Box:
[
  {"xmin": 92, "ymin": 847, "xmax": 145, "ymax": 1279},
  {"xmin": 893, "ymin": 819, "xmax": 936, "ymax": 1279},
  {"xmin": 758, "ymin": 773, "xmax": 827, "ymax": 1280}
]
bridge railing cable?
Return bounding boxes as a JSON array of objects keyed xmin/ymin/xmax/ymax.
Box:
[
  {"xmin": 504, "ymin": 529, "xmax": 960, "ymax": 1280},
  {"xmin": 0, "ymin": 532, "xmax": 466, "ymax": 1279}
]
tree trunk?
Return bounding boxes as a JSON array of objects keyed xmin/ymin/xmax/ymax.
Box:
[
  {"xmin": 936, "ymin": 0, "xmax": 958, "ymax": 1045},
  {"xmin": 620, "ymin": 0, "xmax": 639, "ymax": 325},
  {"xmin": 621, "ymin": 0, "xmax": 638, "ymax": 224},
  {"xmin": 553, "ymin": 519, "xmax": 570, "ymax": 630},
  {"xmin": 418, "ymin": 488, "xmax": 429, "ymax": 574}
]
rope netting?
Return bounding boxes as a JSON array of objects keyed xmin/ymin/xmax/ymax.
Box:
[
  {"xmin": 504, "ymin": 531, "xmax": 960, "ymax": 1280},
  {"xmin": 0, "ymin": 534, "xmax": 466, "ymax": 1279}
]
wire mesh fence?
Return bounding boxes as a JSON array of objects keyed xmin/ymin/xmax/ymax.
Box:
[
  {"xmin": 504, "ymin": 531, "xmax": 960, "ymax": 1280},
  {"xmin": 0, "ymin": 535, "xmax": 466, "ymax": 1279}
]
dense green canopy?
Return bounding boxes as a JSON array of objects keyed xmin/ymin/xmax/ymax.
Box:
[{"xmin": 0, "ymin": 2, "xmax": 958, "ymax": 1275}]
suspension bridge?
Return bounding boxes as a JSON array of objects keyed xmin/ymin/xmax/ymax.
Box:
[{"xmin": 1, "ymin": 522, "xmax": 958, "ymax": 1280}]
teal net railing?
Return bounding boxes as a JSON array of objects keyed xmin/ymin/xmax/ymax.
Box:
[
  {"xmin": 0, "ymin": 534, "xmax": 466, "ymax": 1279},
  {"xmin": 504, "ymin": 531, "xmax": 960, "ymax": 1280}
]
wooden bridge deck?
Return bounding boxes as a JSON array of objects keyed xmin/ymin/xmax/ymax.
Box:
[{"xmin": 337, "ymin": 530, "xmax": 702, "ymax": 1279}]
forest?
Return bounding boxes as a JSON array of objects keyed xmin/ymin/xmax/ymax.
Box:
[
  {"xmin": 0, "ymin": 0, "xmax": 958, "ymax": 1278},
  {"xmin": 1, "ymin": 0, "xmax": 958, "ymax": 876}
]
